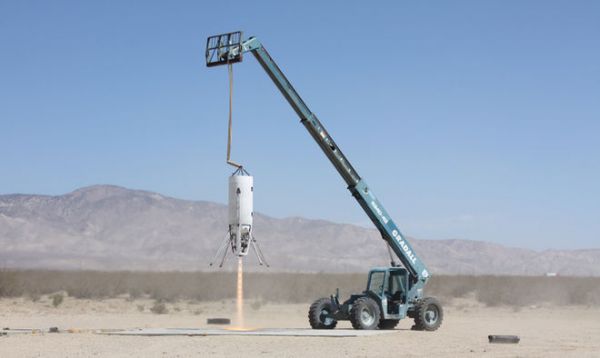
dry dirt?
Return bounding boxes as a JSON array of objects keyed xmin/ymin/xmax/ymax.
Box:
[{"xmin": 0, "ymin": 296, "xmax": 599, "ymax": 357}]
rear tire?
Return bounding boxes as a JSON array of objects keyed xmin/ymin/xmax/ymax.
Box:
[
  {"xmin": 308, "ymin": 298, "xmax": 337, "ymax": 329},
  {"xmin": 349, "ymin": 297, "xmax": 380, "ymax": 330},
  {"xmin": 378, "ymin": 319, "xmax": 399, "ymax": 330},
  {"xmin": 411, "ymin": 297, "xmax": 443, "ymax": 331}
]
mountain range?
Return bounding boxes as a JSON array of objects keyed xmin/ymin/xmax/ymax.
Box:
[{"xmin": 1, "ymin": 185, "xmax": 598, "ymax": 275}]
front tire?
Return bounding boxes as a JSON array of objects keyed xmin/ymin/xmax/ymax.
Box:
[
  {"xmin": 411, "ymin": 297, "xmax": 443, "ymax": 331},
  {"xmin": 308, "ymin": 298, "xmax": 337, "ymax": 329},
  {"xmin": 349, "ymin": 297, "xmax": 381, "ymax": 330}
]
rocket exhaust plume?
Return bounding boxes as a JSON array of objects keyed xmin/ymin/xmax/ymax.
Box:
[{"xmin": 236, "ymin": 257, "xmax": 244, "ymax": 327}]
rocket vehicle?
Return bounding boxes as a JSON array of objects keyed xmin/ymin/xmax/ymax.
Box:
[{"xmin": 210, "ymin": 167, "xmax": 268, "ymax": 267}]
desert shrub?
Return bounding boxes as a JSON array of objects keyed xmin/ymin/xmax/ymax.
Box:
[
  {"xmin": 51, "ymin": 293, "xmax": 64, "ymax": 307},
  {"xmin": 1, "ymin": 270, "xmax": 600, "ymax": 307},
  {"xmin": 29, "ymin": 292, "xmax": 41, "ymax": 302},
  {"xmin": 149, "ymin": 288, "xmax": 178, "ymax": 303},
  {"xmin": 128, "ymin": 287, "xmax": 143, "ymax": 301},
  {"xmin": 0, "ymin": 269, "xmax": 20, "ymax": 297},
  {"xmin": 425, "ymin": 275, "xmax": 475, "ymax": 300},
  {"xmin": 250, "ymin": 300, "xmax": 263, "ymax": 311},
  {"xmin": 473, "ymin": 276, "xmax": 582, "ymax": 307},
  {"xmin": 150, "ymin": 301, "xmax": 168, "ymax": 314}
]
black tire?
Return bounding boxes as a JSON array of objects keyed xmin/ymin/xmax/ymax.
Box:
[
  {"xmin": 378, "ymin": 319, "xmax": 399, "ymax": 330},
  {"xmin": 411, "ymin": 297, "xmax": 443, "ymax": 331},
  {"xmin": 206, "ymin": 318, "xmax": 231, "ymax": 325},
  {"xmin": 349, "ymin": 297, "xmax": 381, "ymax": 330},
  {"xmin": 308, "ymin": 298, "xmax": 337, "ymax": 329}
]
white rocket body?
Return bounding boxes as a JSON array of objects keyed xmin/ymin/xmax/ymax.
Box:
[
  {"xmin": 210, "ymin": 168, "xmax": 267, "ymax": 267},
  {"xmin": 228, "ymin": 173, "xmax": 253, "ymax": 256}
]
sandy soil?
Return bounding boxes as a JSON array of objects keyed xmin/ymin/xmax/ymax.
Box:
[{"xmin": 0, "ymin": 295, "xmax": 599, "ymax": 357}]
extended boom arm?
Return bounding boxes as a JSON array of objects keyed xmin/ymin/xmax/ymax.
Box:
[{"xmin": 206, "ymin": 32, "xmax": 430, "ymax": 288}]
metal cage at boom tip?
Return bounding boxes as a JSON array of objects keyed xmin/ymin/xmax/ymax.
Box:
[{"xmin": 205, "ymin": 31, "xmax": 244, "ymax": 67}]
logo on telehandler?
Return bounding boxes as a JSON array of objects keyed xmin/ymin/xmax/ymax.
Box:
[
  {"xmin": 392, "ymin": 229, "xmax": 417, "ymax": 265},
  {"xmin": 370, "ymin": 201, "xmax": 389, "ymax": 224}
]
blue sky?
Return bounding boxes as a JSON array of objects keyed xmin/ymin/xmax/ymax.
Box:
[{"xmin": 1, "ymin": 1, "xmax": 598, "ymax": 250}]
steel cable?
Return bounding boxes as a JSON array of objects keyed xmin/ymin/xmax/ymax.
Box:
[{"xmin": 227, "ymin": 63, "xmax": 241, "ymax": 168}]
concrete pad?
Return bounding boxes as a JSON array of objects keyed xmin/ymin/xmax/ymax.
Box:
[
  {"xmin": 100, "ymin": 328, "xmax": 394, "ymax": 337},
  {"xmin": 2, "ymin": 328, "xmax": 46, "ymax": 335}
]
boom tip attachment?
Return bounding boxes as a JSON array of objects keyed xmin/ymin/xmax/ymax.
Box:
[{"xmin": 206, "ymin": 31, "xmax": 244, "ymax": 67}]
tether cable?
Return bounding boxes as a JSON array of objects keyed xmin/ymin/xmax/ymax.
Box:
[{"xmin": 226, "ymin": 63, "xmax": 242, "ymax": 168}]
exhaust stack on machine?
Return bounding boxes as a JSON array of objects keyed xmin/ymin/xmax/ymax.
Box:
[{"xmin": 210, "ymin": 167, "xmax": 268, "ymax": 267}]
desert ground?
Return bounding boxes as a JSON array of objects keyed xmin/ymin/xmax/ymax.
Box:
[{"xmin": 1, "ymin": 294, "xmax": 599, "ymax": 358}]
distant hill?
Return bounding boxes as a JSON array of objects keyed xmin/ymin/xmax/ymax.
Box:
[{"xmin": 1, "ymin": 185, "xmax": 598, "ymax": 275}]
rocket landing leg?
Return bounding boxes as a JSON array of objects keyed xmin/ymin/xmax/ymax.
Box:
[
  {"xmin": 250, "ymin": 235, "xmax": 269, "ymax": 267},
  {"xmin": 209, "ymin": 232, "xmax": 233, "ymax": 268},
  {"xmin": 209, "ymin": 232, "xmax": 269, "ymax": 268}
]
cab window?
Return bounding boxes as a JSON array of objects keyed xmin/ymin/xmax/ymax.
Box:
[
  {"xmin": 368, "ymin": 271, "xmax": 386, "ymax": 295},
  {"xmin": 389, "ymin": 271, "xmax": 403, "ymax": 294}
]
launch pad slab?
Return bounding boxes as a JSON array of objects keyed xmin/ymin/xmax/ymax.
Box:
[{"xmin": 100, "ymin": 328, "xmax": 393, "ymax": 337}]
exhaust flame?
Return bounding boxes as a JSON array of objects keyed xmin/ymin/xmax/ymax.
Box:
[{"xmin": 236, "ymin": 257, "xmax": 244, "ymax": 328}]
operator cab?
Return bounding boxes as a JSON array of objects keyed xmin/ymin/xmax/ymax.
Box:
[{"xmin": 367, "ymin": 267, "xmax": 409, "ymax": 315}]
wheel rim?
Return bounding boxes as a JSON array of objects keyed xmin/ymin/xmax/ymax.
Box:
[
  {"xmin": 424, "ymin": 304, "xmax": 438, "ymax": 325},
  {"xmin": 320, "ymin": 309, "xmax": 334, "ymax": 326},
  {"xmin": 360, "ymin": 307, "xmax": 375, "ymax": 326}
]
